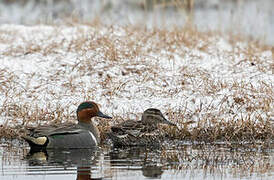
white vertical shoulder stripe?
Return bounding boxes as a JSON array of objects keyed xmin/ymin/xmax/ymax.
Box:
[{"xmin": 88, "ymin": 132, "xmax": 98, "ymax": 146}]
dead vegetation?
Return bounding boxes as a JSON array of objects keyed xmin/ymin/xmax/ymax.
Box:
[{"xmin": 0, "ymin": 22, "xmax": 273, "ymax": 145}]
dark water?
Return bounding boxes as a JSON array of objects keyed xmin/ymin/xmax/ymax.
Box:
[{"xmin": 0, "ymin": 142, "xmax": 273, "ymax": 180}]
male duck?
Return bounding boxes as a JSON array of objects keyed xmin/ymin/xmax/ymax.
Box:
[
  {"xmin": 22, "ymin": 101, "xmax": 112, "ymax": 149},
  {"xmin": 108, "ymin": 108, "xmax": 176, "ymax": 147}
]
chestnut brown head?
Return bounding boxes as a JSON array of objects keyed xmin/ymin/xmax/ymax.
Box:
[{"xmin": 77, "ymin": 101, "xmax": 112, "ymax": 123}]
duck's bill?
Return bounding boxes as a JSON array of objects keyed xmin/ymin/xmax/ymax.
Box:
[
  {"xmin": 97, "ymin": 111, "xmax": 112, "ymax": 119},
  {"xmin": 162, "ymin": 118, "xmax": 176, "ymax": 126}
]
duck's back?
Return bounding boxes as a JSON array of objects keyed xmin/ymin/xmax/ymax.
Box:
[
  {"xmin": 111, "ymin": 120, "xmax": 142, "ymax": 134},
  {"xmin": 47, "ymin": 129, "xmax": 97, "ymax": 149},
  {"xmin": 24, "ymin": 123, "xmax": 98, "ymax": 149},
  {"xmin": 108, "ymin": 119, "xmax": 161, "ymax": 147}
]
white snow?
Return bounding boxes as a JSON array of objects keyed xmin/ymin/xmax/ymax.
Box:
[{"xmin": 0, "ymin": 24, "xmax": 273, "ymax": 127}]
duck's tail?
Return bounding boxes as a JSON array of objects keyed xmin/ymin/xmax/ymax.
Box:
[{"xmin": 21, "ymin": 135, "xmax": 48, "ymax": 148}]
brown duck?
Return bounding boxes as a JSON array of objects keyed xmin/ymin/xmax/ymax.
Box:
[{"xmin": 108, "ymin": 108, "xmax": 176, "ymax": 147}]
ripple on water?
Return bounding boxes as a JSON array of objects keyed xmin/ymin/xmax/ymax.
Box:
[{"xmin": 0, "ymin": 141, "xmax": 273, "ymax": 180}]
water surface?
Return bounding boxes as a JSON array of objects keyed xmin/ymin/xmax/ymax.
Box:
[{"xmin": 1, "ymin": 141, "xmax": 273, "ymax": 180}]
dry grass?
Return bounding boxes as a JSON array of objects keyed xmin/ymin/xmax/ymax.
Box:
[{"xmin": 0, "ymin": 22, "xmax": 273, "ymax": 145}]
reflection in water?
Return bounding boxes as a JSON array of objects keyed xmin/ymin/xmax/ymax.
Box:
[
  {"xmin": 76, "ymin": 167, "xmax": 94, "ymax": 180},
  {"xmin": 26, "ymin": 148, "xmax": 99, "ymax": 180},
  {"xmin": 109, "ymin": 147, "xmax": 164, "ymax": 179},
  {"xmin": 0, "ymin": 142, "xmax": 273, "ymax": 179},
  {"xmin": 27, "ymin": 148, "xmax": 97, "ymax": 166},
  {"xmin": 142, "ymin": 165, "xmax": 163, "ymax": 178}
]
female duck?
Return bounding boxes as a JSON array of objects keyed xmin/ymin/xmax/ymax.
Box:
[
  {"xmin": 22, "ymin": 101, "xmax": 112, "ymax": 149},
  {"xmin": 108, "ymin": 108, "xmax": 176, "ymax": 147}
]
